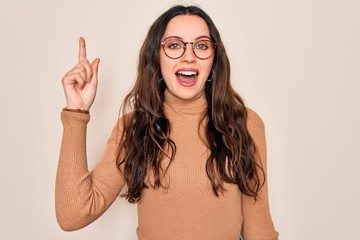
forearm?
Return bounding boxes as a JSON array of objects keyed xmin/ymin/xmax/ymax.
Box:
[
  {"xmin": 55, "ymin": 111, "xmax": 124, "ymax": 231},
  {"xmin": 55, "ymin": 111, "xmax": 95, "ymax": 230}
]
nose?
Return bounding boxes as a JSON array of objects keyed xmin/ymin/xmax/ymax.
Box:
[{"xmin": 181, "ymin": 43, "xmax": 196, "ymax": 62}]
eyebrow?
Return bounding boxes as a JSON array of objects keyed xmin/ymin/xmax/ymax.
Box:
[{"xmin": 163, "ymin": 35, "xmax": 212, "ymax": 41}]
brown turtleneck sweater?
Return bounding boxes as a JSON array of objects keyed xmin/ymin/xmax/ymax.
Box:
[{"xmin": 56, "ymin": 90, "xmax": 279, "ymax": 240}]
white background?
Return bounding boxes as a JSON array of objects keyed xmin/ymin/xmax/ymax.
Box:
[{"xmin": 1, "ymin": 0, "xmax": 359, "ymax": 239}]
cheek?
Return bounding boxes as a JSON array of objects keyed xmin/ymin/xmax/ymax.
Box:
[
  {"xmin": 159, "ymin": 54, "xmax": 169, "ymax": 75},
  {"xmin": 159, "ymin": 55, "xmax": 175, "ymax": 78},
  {"xmin": 204, "ymin": 59, "xmax": 214, "ymax": 75}
]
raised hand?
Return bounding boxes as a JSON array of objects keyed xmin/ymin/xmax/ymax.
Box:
[{"xmin": 62, "ymin": 37, "xmax": 100, "ymax": 111}]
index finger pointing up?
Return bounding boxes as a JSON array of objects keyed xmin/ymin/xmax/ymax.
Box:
[{"xmin": 78, "ymin": 37, "xmax": 87, "ymax": 62}]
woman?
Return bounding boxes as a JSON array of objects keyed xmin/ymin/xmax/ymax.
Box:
[{"xmin": 56, "ymin": 5, "xmax": 279, "ymax": 240}]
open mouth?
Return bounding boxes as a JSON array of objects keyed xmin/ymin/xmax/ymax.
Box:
[{"xmin": 176, "ymin": 70, "xmax": 198, "ymax": 86}]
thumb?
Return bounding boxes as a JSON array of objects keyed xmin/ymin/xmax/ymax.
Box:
[{"xmin": 90, "ymin": 58, "xmax": 100, "ymax": 84}]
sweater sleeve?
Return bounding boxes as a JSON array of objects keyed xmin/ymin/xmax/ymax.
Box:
[
  {"xmin": 241, "ymin": 109, "xmax": 279, "ymax": 240},
  {"xmin": 55, "ymin": 111, "xmax": 125, "ymax": 231}
]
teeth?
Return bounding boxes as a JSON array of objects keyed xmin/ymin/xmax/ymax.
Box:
[{"xmin": 177, "ymin": 71, "xmax": 197, "ymax": 76}]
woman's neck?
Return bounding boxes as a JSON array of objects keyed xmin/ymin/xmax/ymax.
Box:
[{"xmin": 163, "ymin": 89, "xmax": 208, "ymax": 121}]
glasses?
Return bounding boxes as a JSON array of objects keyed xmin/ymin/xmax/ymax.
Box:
[{"xmin": 161, "ymin": 37, "xmax": 217, "ymax": 60}]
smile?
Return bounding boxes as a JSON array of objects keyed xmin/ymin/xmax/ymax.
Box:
[{"xmin": 176, "ymin": 69, "xmax": 199, "ymax": 87}]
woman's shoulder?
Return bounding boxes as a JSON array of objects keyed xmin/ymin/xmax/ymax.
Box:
[
  {"xmin": 109, "ymin": 112, "xmax": 135, "ymax": 142},
  {"xmin": 246, "ymin": 107, "xmax": 265, "ymax": 135},
  {"xmin": 113, "ymin": 111, "xmax": 134, "ymax": 131},
  {"xmin": 246, "ymin": 108, "xmax": 264, "ymax": 127}
]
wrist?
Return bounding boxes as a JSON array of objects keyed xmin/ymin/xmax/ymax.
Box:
[{"xmin": 62, "ymin": 107, "xmax": 89, "ymax": 114}]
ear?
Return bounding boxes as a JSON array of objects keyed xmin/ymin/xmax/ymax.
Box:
[{"xmin": 207, "ymin": 68, "xmax": 215, "ymax": 82}]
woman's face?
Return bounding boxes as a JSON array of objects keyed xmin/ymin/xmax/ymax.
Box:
[{"xmin": 160, "ymin": 15, "xmax": 214, "ymax": 101}]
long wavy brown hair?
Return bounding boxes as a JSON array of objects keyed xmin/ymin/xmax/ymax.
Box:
[{"xmin": 117, "ymin": 5, "xmax": 265, "ymax": 203}]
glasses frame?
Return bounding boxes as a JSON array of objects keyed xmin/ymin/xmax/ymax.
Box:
[{"xmin": 160, "ymin": 37, "xmax": 218, "ymax": 60}]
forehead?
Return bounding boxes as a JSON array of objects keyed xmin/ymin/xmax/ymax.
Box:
[{"xmin": 163, "ymin": 15, "xmax": 210, "ymax": 39}]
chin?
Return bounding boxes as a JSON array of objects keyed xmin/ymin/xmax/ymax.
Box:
[{"xmin": 172, "ymin": 88, "xmax": 204, "ymax": 100}]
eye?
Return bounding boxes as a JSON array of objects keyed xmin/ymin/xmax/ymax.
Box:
[
  {"xmin": 197, "ymin": 44, "xmax": 208, "ymax": 50},
  {"xmin": 165, "ymin": 39, "xmax": 183, "ymax": 49},
  {"xmin": 169, "ymin": 43, "xmax": 181, "ymax": 49},
  {"xmin": 195, "ymin": 40, "xmax": 211, "ymax": 50}
]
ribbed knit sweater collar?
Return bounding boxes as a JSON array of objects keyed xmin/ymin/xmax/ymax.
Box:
[{"xmin": 163, "ymin": 89, "xmax": 208, "ymax": 122}]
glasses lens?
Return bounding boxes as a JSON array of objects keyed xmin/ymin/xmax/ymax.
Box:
[
  {"xmin": 162, "ymin": 38, "xmax": 216, "ymax": 59},
  {"xmin": 163, "ymin": 39, "xmax": 184, "ymax": 59},
  {"xmin": 194, "ymin": 40, "xmax": 215, "ymax": 59}
]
